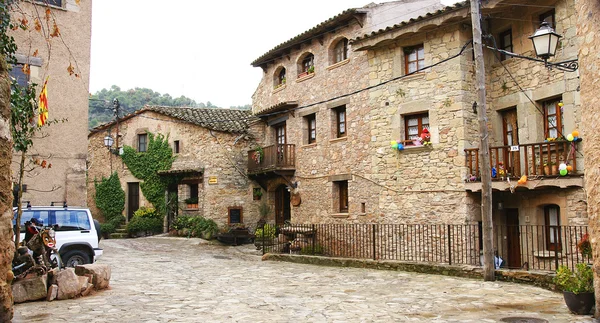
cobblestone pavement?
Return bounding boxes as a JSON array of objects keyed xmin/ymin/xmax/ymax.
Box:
[{"xmin": 13, "ymin": 236, "xmax": 595, "ymax": 322}]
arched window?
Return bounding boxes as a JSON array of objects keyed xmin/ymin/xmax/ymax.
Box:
[
  {"xmin": 332, "ymin": 38, "xmax": 348, "ymax": 64},
  {"xmin": 298, "ymin": 53, "xmax": 314, "ymax": 77},
  {"xmin": 274, "ymin": 67, "xmax": 286, "ymax": 88}
]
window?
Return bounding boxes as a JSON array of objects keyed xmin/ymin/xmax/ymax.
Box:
[
  {"xmin": 189, "ymin": 184, "xmax": 198, "ymax": 201},
  {"xmin": 543, "ymin": 98, "xmax": 563, "ymax": 139},
  {"xmin": 404, "ymin": 113, "xmax": 429, "ymax": 143},
  {"xmin": 544, "ymin": 205, "xmax": 561, "ymax": 251},
  {"xmin": 404, "ymin": 44, "xmax": 424, "ymax": 74},
  {"xmin": 299, "ymin": 53, "xmax": 314, "ymax": 76},
  {"xmin": 9, "ymin": 64, "xmax": 28, "ymax": 87},
  {"xmin": 539, "ymin": 9, "xmax": 555, "ymax": 28},
  {"xmin": 34, "ymin": 0, "xmax": 62, "ymax": 6},
  {"xmin": 333, "ymin": 38, "xmax": 348, "ymax": 64},
  {"xmin": 306, "ymin": 114, "xmax": 316, "ymax": 144},
  {"xmin": 337, "ymin": 181, "xmax": 348, "ymax": 213},
  {"xmin": 275, "ymin": 123, "xmax": 286, "ymax": 145},
  {"xmin": 228, "ymin": 207, "xmax": 243, "ymax": 224},
  {"xmin": 138, "ymin": 134, "xmax": 148, "ymax": 152},
  {"xmin": 275, "ymin": 67, "xmax": 286, "ymax": 87},
  {"xmin": 174, "ymin": 140, "xmax": 180, "ymax": 154},
  {"xmin": 499, "ymin": 29, "xmax": 513, "ymax": 61},
  {"xmin": 335, "ymin": 106, "xmax": 346, "ymax": 138}
]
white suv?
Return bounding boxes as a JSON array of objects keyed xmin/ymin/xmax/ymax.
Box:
[{"xmin": 13, "ymin": 205, "xmax": 103, "ymax": 267}]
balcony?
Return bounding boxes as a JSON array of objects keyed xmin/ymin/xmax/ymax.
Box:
[
  {"xmin": 248, "ymin": 144, "xmax": 296, "ymax": 175},
  {"xmin": 464, "ymin": 140, "xmax": 583, "ymax": 190}
]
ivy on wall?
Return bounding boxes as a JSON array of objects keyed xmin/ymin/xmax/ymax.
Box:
[
  {"xmin": 94, "ymin": 171, "xmax": 125, "ymax": 233},
  {"xmin": 121, "ymin": 132, "xmax": 175, "ymax": 216}
]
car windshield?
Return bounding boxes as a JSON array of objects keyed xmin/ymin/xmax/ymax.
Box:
[{"xmin": 14, "ymin": 209, "xmax": 91, "ymax": 232}]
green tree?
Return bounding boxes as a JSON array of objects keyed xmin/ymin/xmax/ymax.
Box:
[{"xmin": 94, "ymin": 172, "xmax": 125, "ymax": 233}]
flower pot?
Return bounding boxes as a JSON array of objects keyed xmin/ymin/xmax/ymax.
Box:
[
  {"xmin": 544, "ymin": 165, "xmax": 550, "ymax": 176},
  {"xmin": 552, "ymin": 165, "xmax": 558, "ymax": 175},
  {"xmin": 563, "ymin": 291, "xmax": 595, "ymax": 315}
]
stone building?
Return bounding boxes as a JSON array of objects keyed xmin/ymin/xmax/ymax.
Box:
[
  {"xmin": 251, "ymin": 0, "xmax": 587, "ymax": 268},
  {"xmin": 87, "ymin": 106, "xmax": 264, "ymax": 229},
  {"xmin": 9, "ymin": 0, "xmax": 91, "ymax": 206}
]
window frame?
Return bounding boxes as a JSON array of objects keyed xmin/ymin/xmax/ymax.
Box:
[
  {"xmin": 33, "ymin": 0, "xmax": 63, "ymax": 7},
  {"xmin": 9, "ymin": 63, "xmax": 29, "ymax": 87},
  {"xmin": 404, "ymin": 112, "xmax": 430, "ymax": 145},
  {"xmin": 335, "ymin": 106, "xmax": 347, "ymax": 138},
  {"xmin": 299, "ymin": 53, "xmax": 314, "ymax": 76},
  {"xmin": 404, "ymin": 44, "xmax": 424, "ymax": 74},
  {"xmin": 228, "ymin": 206, "xmax": 243, "ymax": 225},
  {"xmin": 543, "ymin": 98, "xmax": 563, "ymax": 139},
  {"xmin": 138, "ymin": 133, "xmax": 148, "ymax": 152},
  {"xmin": 174, "ymin": 140, "xmax": 180, "ymax": 154},
  {"xmin": 333, "ymin": 38, "xmax": 348, "ymax": 64},
  {"xmin": 275, "ymin": 67, "xmax": 286, "ymax": 87},
  {"xmin": 544, "ymin": 205, "xmax": 562, "ymax": 251},
  {"xmin": 499, "ymin": 29, "xmax": 513, "ymax": 61},
  {"xmin": 275, "ymin": 123, "xmax": 286, "ymax": 145},
  {"xmin": 306, "ymin": 114, "xmax": 317, "ymax": 144}
]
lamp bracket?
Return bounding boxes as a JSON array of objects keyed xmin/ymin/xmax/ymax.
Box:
[{"xmin": 485, "ymin": 45, "xmax": 578, "ymax": 72}]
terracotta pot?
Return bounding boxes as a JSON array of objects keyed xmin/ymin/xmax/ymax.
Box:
[
  {"xmin": 544, "ymin": 166, "xmax": 550, "ymax": 176},
  {"xmin": 563, "ymin": 291, "xmax": 594, "ymax": 315},
  {"xmin": 552, "ymin": 165, "xmax": 558, "ymax": 175}
]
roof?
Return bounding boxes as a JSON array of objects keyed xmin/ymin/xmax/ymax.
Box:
[
  {"xmin": 251, "ymin": 8, "xmax": 363, "ymax": 67},
  {"xmin": 255, "ymin": 101, "xmax": 299, "ymax": 117},
  {"xmin": 352, "ymin": 1, "xmax": 468, "ymax": 43},
  {"xmin": 89, "ymin": 106, "xmax": 258, "ymax": 136}
]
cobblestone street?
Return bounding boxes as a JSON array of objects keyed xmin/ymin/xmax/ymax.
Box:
[{"xmin": 13, "ymin": 236, "xmax": 595, "ymax": 322}]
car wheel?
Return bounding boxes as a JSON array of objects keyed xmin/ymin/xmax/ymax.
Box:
[{"xmin": 62, "ymin": 250, "xmax": 91, "ymax": 267}]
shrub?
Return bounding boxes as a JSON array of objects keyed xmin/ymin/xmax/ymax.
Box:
[
  {"xmin": 554, "ymin": 264, "xmax": 594, "ymax": 294},
  {"xmin": 577, "ymin": 233, "xmax": 592, "ymax": 258},
  {"xmin": 254, "ymin": 224, "xmax": 276, "ymax": 239},
  {"xmin": 133, "ymin": 206, "xmax": 161, "ymax": 219},
  {"xmin": 100, "ymin": 222, "xmax": 115, "ymax": 235},
  {"xmin": 127, "ymin": 216, "xmax": 163, "ymax": 235},
  {"xmin": 171, "ymin": 215, "xmax": 218, "ymax": 239}
]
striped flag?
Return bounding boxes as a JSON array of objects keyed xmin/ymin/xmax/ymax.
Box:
[{"xmin": 37, "ymin": 77, "xmax": 48, "ymax": 127}]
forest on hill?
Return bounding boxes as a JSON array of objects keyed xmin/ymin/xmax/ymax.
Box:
[{"xmin": 89, "ymin": 85, "xmax": 250, "ymax": 128}]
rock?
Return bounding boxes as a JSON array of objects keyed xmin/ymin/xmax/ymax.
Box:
[
  {"xmin": 12, "ymin": 274, "xmax": 48, "ymax": 303},
  {"xmin": 56, "ymin": 268, "xmax": 81, "ymax": 300},
  {"xmin": 77, "ymin": 275, "xmax": 90, "ymax": 293},
  {"xmin": 47, "ymin": 267, "xmax": 59, "ymax": 285},
  {"xmin": 46, "ymin": 284, "xmax": 58, "ymax": 301},
  {"xmin": 81, "ymin": 284, "xmax": 94, "ymax": 297},
  {"xmin": 75, "ymin": 264, "xmax": 111, "ymax": 290}
]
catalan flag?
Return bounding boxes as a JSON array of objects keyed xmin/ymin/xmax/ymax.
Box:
[{"xmin": 37, "ymin": 77, "xmax": 48, "ymax": 127}]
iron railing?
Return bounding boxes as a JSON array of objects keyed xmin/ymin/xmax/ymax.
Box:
[
  {"xmin": 465, "ymin": 140, "xmax": 579, "ymax": 180},
  {"xmin": 257, "ymin": 223, "xmax": 591, "ymax": 272},
  {"xmin": 248, "ymin": 144, "xmax": 295, "ymax": 173}
]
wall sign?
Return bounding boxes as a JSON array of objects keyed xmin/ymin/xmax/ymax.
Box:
[{"xmin": 208, "ymin": 176, "xmax": 218, "ymax": 184}]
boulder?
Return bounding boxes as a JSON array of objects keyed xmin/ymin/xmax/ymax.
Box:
[
  {"xmin": 12, "ymin": 274, "xmax": 48, "ymax": 303},
  {"xmin": 77, "ymin": 275, "xmax": 90, "ymax": 293},
  {"xmin": 56, "ymin": 268, "xmax": 81, "ymax": 300},
  {"xmin": 75, "ymin": 264, "xmax": 111, "ymax": 290}
]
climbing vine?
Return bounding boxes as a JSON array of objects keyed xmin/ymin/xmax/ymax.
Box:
[
  {"xmin": 121, "ymin": 132, "xmax": 176, "ymax": 216},
  {"xmin": 94, "ymin": 171, "xmax": 125, "ymax": 233}
]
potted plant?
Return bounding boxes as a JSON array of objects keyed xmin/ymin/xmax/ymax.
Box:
[
  {"xmin": 577, "ymin": 233, "xmax": 593, "ymax": 259},
  {"xmin": 554, "ymin": 263, "xmax": 594, "ymax": 315},
  {"xmin": 184, "ymin": 197, "xmax": 199, "ymax": 209},
  {"xmin": 253, "ymin": 146, "xmax": 264, "ymax": 164},
  {"xmin": 307, "ymin": 65, "xmax": 315, "ymax": 74}
]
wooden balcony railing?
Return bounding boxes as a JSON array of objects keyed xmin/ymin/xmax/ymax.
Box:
[
  {"xmin": 248, "ymin": 144, "xmax": 295, "ymax": 173},
  {"xmin": 465, "ymin": 140, "xmax": 579, "ymax": 180}
]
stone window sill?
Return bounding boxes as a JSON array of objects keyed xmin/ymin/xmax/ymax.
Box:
[
  {"xmin": 401, "ymin": 72, "xmax": 425, "ymax": 82},
  {"xmin": 327, "ymin": 59, "xmax": 350, "ymax": 71},
  {"xmin": 302, "ymin": 143, "xmax": 317, "ymax": 149},
  {"xmin": 329, "ymin": 136, "xmax": 347, "ymax": 144},
  {"xmin": 273, "ymin": 84, "xmax": 286, "ymax": 93},
  {"xmin": 331, "ymin": 213, "xmax": 349, "ymax": 218},
  {"xmin": 401, "ymin": 145, "xmax": 432, "ymax": 152},
  {"xmin": 296, "ymin": 73, "xmax": 315, "ymax": 83}
]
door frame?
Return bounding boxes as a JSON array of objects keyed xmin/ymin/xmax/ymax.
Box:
[
  {"xmin": 127, "ymin": 182, "xmax": 140, "ymax": 221},
  {"xmin": 505, "ymin": 208, "xmax": 521, "ymax": 269},
  {"xmin": 275, "ymin": 184, "xmax": 291, "ymax": 225}
]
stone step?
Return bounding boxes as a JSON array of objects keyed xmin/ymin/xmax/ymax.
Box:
[
  {"xmin": 115, "ymin": 228, "xmax": 127, "ymax": 234},
  {"xmin": 109, "ymin": 233, "xmax": 128, "ymax": 239}
]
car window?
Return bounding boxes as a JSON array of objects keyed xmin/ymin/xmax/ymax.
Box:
[
  {"xmin": 14, "ymin": 210, "xmax": 50, "ymax": 233},
  {"xmin": 54, "ymin": 210, "xmax": 91, "ymax": 231}
]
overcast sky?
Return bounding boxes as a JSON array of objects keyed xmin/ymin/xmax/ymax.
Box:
[{"xmin": 89, "ymin": 0, "xmax": 460, "ymax": 108}]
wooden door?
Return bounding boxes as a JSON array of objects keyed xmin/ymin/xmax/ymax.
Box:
[
  {"xmin": 275, "ymin": 185, "xmax": 291, "ymax": 225},
  {"xmin": 127, "ymin": 182, "xmax": 140, "ymax": 221},
  {"xmin": 502, "ymin": 109, "xmax": 520, "ymax": 177},
  {"xmin": 506, "ymin": 209, "xmax": 521, "ymax": 268}
]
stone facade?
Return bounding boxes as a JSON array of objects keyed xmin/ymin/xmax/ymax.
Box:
[
  {"xmin": 87, "ymin": 108, "xmax": 265, "ymax": 230},
  {"xmin": 9, "ymin": 0, "xmax": 91, "ymax": 207},
  {"xmin": 575, "ymin": 0, "xmax": 600, "ymax": 317},
  {"xmin": 251, "ymin": 0, "xmax": 588, "ymax": 268}
]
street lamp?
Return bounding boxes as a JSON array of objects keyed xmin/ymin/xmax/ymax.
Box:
[
  {"xmin": 103, "ymin": 135, "xmax": 114, "ymax": 149},
  {"xmin": 529, "ymin": 22, "xmax": 562, "ymax": 67}
]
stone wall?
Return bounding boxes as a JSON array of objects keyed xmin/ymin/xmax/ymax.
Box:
[
  {"xmin": 575, "ymin": 0, "xmax": 600, "ymax": 317},
  {"xmin": 9, "ymin": 0, "xmax": 91, "ymax": 207},
  {"xmin": 87, "ymin": 111, "xmax": 263, "ymax": 229}
]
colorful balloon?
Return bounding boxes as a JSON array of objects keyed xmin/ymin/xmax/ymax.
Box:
[
  {"xmin": 559, "ymin": 163, "xmax": 567, "ymax": 171},
  {"xmin": 566, "ymin": 134, "xmax": 574, "ymax": 141},
  {"xmin": 572, "ymin": 130, "xmax": 579, "ymax": 137},
  {"xmin": 560, "ymin": 169, "xmax": 568, "ymax": 176},
  {"xmin": 566, "ymin": 165, "xmax": 573, "ymax": 172},
  {"xmin": 398, "ymin": 144, "xmax": 404, "ymax": 150},
  {"xmin": 391, "ymin": 141, "xmax": 398, "ymax": 149}
]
